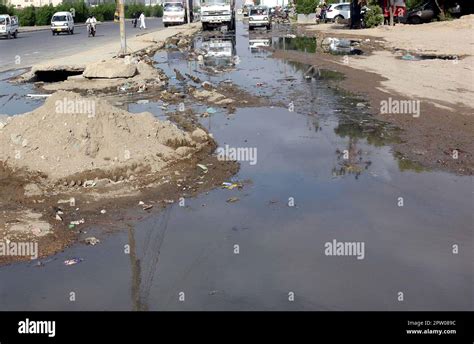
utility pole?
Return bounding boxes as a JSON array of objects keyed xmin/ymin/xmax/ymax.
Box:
[
  {"xmin": 119, "ymin": 0, "xmax": 127, "ymax": 55},
  {"xmin": 186, "ymin": 0, "xmax": 191, "ymax": 24}
]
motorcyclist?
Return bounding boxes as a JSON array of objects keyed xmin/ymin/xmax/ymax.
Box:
[{"xmin": 86, "ymin": 15, "xmax": 97, "ymax": 36}]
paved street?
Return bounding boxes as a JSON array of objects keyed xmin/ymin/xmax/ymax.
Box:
[{"xmin": 0, "ymin": 18, "xmax": 163, "ymax": 72}]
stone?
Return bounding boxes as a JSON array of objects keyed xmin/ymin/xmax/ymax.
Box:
[{"xmin": 83, "ymin": 59, "xmax": 137, "ymax": 79}]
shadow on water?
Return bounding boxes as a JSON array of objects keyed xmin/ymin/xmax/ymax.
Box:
[{"xmin": 0, "ymin": 21, "xmax": 472, "ymax": 311}]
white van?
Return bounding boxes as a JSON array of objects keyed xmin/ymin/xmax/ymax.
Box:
[
  {"xmin": 248, "ymin": 6, "xmax": 271, "ymax": 30},
  {"xmin": 51, "ymin": 11, "xmax": 75, "ymax": 35},
  {"xmin": 0, "ymin": 14, "xmax": 19, "ymax": 39},
  {"xmin": 163, "ymin": 2, "xmax": 186, "ymax": 27}
]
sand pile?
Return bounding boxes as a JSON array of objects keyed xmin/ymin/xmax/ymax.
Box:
[{"xmin": 0, "ymin": 91, "xmax": 209, "ymax": 181}]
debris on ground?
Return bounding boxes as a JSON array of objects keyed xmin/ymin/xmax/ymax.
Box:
[
  {"xmin": 64, "ymin": 258, "xmax": 83, "ymax": 266},
  {"xmin": 226, "ymin": 197, "xmax": 240, "ymax": 203},
  {"xmin": 84, "ymin": 237, "xmax": 100, "ymax": 246}
]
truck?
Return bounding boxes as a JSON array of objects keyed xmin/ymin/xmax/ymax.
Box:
[
  {"xmin": 0, "ymin": 14, "xmax": 19, "ymax": 39},
  {"xmin": 163, "ymin": 0, "xmax": 193, "ymax": 27},
  {"xmin": 200, "ymin": 0, "xmax": 236, "ymax": 31}
]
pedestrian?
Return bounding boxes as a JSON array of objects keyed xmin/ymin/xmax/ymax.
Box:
[
  {"xmin": 139, "ymin": 12, "xmax": 146, "ymax": 30},
  {"xmin": 132, "ymin": 12, "xmax": 137, "ymax": 28}
]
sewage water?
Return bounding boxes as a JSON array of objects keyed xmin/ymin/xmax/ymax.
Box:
[{"xmin": 0, "ymin": 22, "xmax": 472, "ymax": 311}]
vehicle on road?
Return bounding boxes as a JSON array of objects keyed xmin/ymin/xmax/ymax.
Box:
[
  {"xmin": 243, "ymin": 5, "xmax": 253, "ymax": 17},
  {"xmin": 86, "ymin": 15, "xmax": 97, "ymax": 37},
  {"xmin": 325, "ymin": 2, "xmax": 350, "ymax": 23},
  {"xmin": 248, "ymin": 6, "xmax": 271, "ymax": 30},
  {"xmin": 403, "ymin": 2, "xmax": 435, "ymax": 24},
  {"xmin": 0, "ymin": 14, "xmax": 19, "ymax": 39},
  {"xmin": 201, "ymin": 0, "xmax": 236, "ymax": 31},
  {"xmin": 163, "ymin": 1, "xmax": 187, "ymax": 27},
  {"xmin": 51, "ymin": 11, "xmax": 75, "ymax": 35}
]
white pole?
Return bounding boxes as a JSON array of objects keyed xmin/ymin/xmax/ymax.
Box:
[{"xmin": 119, "ymin": 0, "xmax": 127, "ymax": 54}]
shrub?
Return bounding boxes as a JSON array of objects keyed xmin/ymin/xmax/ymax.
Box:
[
  {"xmin": 296, "ymin": 0, "xmax": 318, "ymax": 15},
  {"xmin": 364, "ymin": 4, "xmax": 383, "ymax": 28},
  {"xmin": 90, "ymin": 3, "xmax": 116, "ymax": 21},
  {"xmin": 35, "ymin": 5, "xmax": 56, "ymax": 26},
  {"xmin": 17, "ymin": 6, "xmax": 36, "ymax": 26}
]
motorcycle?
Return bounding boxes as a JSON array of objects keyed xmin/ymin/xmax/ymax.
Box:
[{"xmin": 87, "ymin": 24, "xmax": 96, "ymax": 37}]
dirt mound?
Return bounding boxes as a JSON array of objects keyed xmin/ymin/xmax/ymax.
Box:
[{"xmin": 0, "ymin": 91, "xmax": 209, "ymax": 181}]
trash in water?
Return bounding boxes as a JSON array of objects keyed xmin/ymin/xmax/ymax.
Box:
[
  {"xmin": 226, "ymin": 197, "xmax": 240, "ymax": 203},
  {"xmin": 64, "ymin": 258, "xmax": 83, "ymax": 266},
  {"xmin": 84, "ymin": 237, "xmax": 100, "ymax": 246},
  {"xmin": 137, "ymin": 99, "xmax": 149, "ymax": 104},
  {"xmin": 27, "ymin": 94, "xmax": 51, "ymax": 98},
  {"xmin": 222, "ymin": 182, "xmax": 241, "ymax": 190},
  {"xmin": 256, "ymin": 82, "xmax": 264, "ymax": 87},
  {"xmin": 206, "ymin": 107, "xmax": 217, "ymax": 114},
  {"xmin": 142, "ymin": 204, "xmax": 153, "ymax": 211},
  {"xmin": 401, "ymin": 53, "xmax": 419, "ymax": 61}
]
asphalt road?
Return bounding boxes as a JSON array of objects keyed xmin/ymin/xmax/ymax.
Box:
[{"xmin": 0, "ymin": 18, "xmax": 163, "ymax": 72}]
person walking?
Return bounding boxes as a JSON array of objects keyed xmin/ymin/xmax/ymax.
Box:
[{"xmin": 139, "ymin": 12, "xmax": 146, "ymax": 30}]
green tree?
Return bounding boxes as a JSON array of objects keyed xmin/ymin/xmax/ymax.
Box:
[
  {"xmin": 17, "ymin": 6, "xmax": 36, "ymax": 26},
  {"xmin": 35, "ymin": 5, "xmax": 56, "ymax": 26}
]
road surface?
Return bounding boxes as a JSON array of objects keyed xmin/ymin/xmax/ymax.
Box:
[{"xmin": 0, "ymin": 18, "xmax": 163, "ymax": 72}]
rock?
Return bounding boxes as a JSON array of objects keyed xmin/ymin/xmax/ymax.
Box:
[
  {"xmin": 191, "ymin": 128, "xmax": 208, "ymax": 143},
  {"xmin": 83, "ymin": 59, "xmax": 137, "ymax": 79},
  {"xmin": 24, "ymin": 183, "xmax": 43, "ymax": 197},
  {"xmin": 175, "ymin": 146, "xmax": 193, "ymax": 157}
]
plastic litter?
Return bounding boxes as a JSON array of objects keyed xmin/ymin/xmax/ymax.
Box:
[
  {"xmin": 226, "ymin": 197, "xmax": 240, "ymax": 203},
  {"xmin": 27, "ymin": 94, "xmax": 51, "ymax": 98},
  {"xmin": 64, "ymin": 258, "xmax": 83, "ymax": 266},
  {"xmin": 197, "ymin": 164, "xmax": 208, "ymax": 171},
  {"xmin": 222, "ymin": 182, "xmax": 241, "ymax": 190},
  {"xmin": 206, "ymin": 107, "xmax": 217, "ymax": 114},
  {"xmin": 84, "ymin": 237, "xmax": 100, "ymax": 246}
]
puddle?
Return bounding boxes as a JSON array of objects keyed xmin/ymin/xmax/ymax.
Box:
[
  {"xmin": 0, "ymin": 69, "xmax": 45, "ymax": 115},
  {"xmin": 272, "ymin": 36, "xmax": 317, "ymax": 53},
  {"xmin": 400, "ymin": 53, "xmax": 460, "ymax": 61},
  {"xmin": 0, "ymin": 21, "xmax": 471, "ymax": 311}
]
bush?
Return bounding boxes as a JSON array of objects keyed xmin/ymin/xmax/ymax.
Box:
[
  {"xmin": 90, "ymin": 3, "xmax": 116, "ymax": 21},
  {"xmin": 152, "ymin": 5, "xmax": 163, "ymax": 17},
  {"xmin": 35, "ymin": 5, "xmax": 56, "ymax": 26},
  {"xmin": 405, "ymin": 0, "xmax": 425, "ymax": 10},
  {"xmin": 17, "ymin": 6, "xmax": 36, "ymax": 26},
  {"xmin": 364, "ymin": 4, "xmax": 383, "ymax": 28},
  {"xmin": 296, "ymin": 0, "xmax": 318, "ymax": 15}
]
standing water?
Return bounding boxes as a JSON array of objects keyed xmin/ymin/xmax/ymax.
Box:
[{"xmin": 0, "ymin": 22, "xmax": 471, "ymax": 311}]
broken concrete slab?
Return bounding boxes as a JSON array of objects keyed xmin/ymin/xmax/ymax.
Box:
[{"xmin": 83, "ymin": 59, "xmax": 137, "ymax": 79}]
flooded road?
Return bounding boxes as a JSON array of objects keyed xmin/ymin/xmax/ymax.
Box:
[{"xmin": 0, "ymin": 22, "xmax": 472, "ymax": 311}]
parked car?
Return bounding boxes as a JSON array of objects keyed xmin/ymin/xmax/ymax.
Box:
[
  {"xmin": 325, "ymin": 2, "xmax": 351, "ymax": 23},
  {"xmin": 249, "ymin": 6, "xmax": 271, "ymax": 30},
  {"xmin": 51, "ymin": 11, "xmax": 75, "ymax": 35},
  {"xmin": 0, "ymin": 14, "xmax": 19, "ymax": 39},
  {"xmin": 403, "ymin": 2, "xmax": 435, "ymax": 24}
]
